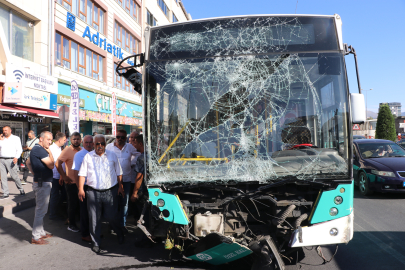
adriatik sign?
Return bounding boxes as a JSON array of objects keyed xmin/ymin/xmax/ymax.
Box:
[{"xmin": 82, "ymin": 26, "xmax": 135, "ymax": 66}]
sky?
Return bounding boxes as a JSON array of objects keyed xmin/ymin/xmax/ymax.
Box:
[{"xmin": 181, "ymin": 0, "xmax": 405, "ymax": 113}]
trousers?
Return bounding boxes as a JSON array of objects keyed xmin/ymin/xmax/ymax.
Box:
[
  {"xmin": 32, "ymin": 182, "xmax": 52, "ymax": 240},
  {"xmin": 87, "ymin": 185, "xmax": 122, "ymax": 246},
  {"xmin": 0, "ymin": 158, "xmax": 23, "ymax": 196},
  {"xmin": 65, "ymin": 183, "xmax": 79, "ymax": 227},
  {"xmin": 80, "ymin": 185, "xmax": 90, "ymax": 237}
]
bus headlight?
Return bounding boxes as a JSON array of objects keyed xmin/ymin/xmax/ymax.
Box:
[
  {"xmin": 329, "ymin": 207, "xmax": 338, "ymax": 216},
  {"xmin": 334, "ymin": 196, "xmax": 343, "ymax": 205},
  {"xmin": 371, "ymin": 170, "xmax": 395, "ymax": 178},
  {"xmin": 329, "ymin": 228, "xmax": 338, "ymax": 236},
  {"xmin": 157, "ymin": 199, "xmax": 165, "ymax": 207}
]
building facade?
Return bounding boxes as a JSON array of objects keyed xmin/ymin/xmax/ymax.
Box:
[
  {"xmin": 379, "ymin": 102, "xmax": 401, "ymax": 117},
  {"xmin": 144, "ymin": 0, "xmax": 190, "ymax": 29}
]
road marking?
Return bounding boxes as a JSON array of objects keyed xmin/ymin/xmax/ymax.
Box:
[{"xmin": 355, "ymin": 222, "xmax": 405, "ymax": 266}]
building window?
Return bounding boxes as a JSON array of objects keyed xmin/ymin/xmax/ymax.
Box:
[
  {"xmin": 114, "ymin": 64, "xmax": 133, "ymax": 93},
  {"xmin": 157, "ymin": 0, "xmax": 169, "ymax": 18},
  {"xmin": 0, "ymin": 3, "xmax": 34, "ymax": 61},
  {"xmin": 114, "ymin": 21, "xmax": 140, "ymax": 54},
  {"xmin": 114, "ymin": 0, "xmax": 140, "ymax": 24},
  {"xmin": 172, "ymin": 14, "xmax": 178, "ymax": 23},
  {"xmin": 57, "ymin": 0, "xmax": 105, "ymax": 34},
  {"xmin": 55, "ymin": 32, "xmax": 103, "ymax": 81},
  {"xmin": 147, "ymin": 10, "xmax": 157, "ymax": 26}
]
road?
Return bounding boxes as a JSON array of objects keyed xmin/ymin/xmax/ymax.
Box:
[{"xmin": 1, "ymin": 189, "xmax": 405, "ymax": 270}]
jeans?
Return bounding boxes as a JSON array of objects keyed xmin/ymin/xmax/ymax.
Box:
[
  {"xmin": 119, "ymin": 182, "xmax": 132, "ymax": 227},
  {"xmin": 0, "ymin": 158, "xmax": 23, "ymax": 196},
  {"xmin": 32, "ymin": 182, "xmax": 52, "ymax": 240},
  {"xmin": 65, "ymin": 183, "xmax": 79, "ymax": 227},
  {"xmin": 49, "ymin": 178, "xmax": 63, "ymax": 219},
  {"xmin": 80, "ymin": 185, "xmax": 90, "ymax": 237},
  {"xmin": 87, "ymin": 185, "xmax": 123, "ymax": 247}
]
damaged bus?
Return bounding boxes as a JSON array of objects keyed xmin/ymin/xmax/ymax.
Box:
[{"xmin": 117, "ymin": 14, "xmax": 366, "ymax": 269}]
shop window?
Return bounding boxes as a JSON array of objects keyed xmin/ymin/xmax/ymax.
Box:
[
  {"xmin": 55, "ymin": 32, "xmax": 104, "ymax": 81},
  {"xmin": 0, "ymin": 3, "xmax": 34, "ymax": 61},
  {"xmin": 57, "ymin": 0, "xmax": 105, "ymax": 34},
  {"xmin": 114, "ymin": 21, "xmax": 140, "ymax": 54}
]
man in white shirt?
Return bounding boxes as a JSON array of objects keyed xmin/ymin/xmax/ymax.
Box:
[
  {"xmin": 48, "ymin": 132, "xmax": 66, "ymax": 220},
  {"xmin": 78, "ymin": 134, "xmax": 124, "ymax": 253},
  {"xmin": 0, "ymin": 126, "xmax": 25, "ymax": 199},
  {"xmin": 106, "ymin": 130, "xmax": 140, "ymax": 233},
  {"xmin": 72, "ymin": 135, "xmax": 93, "ymax": 242}
]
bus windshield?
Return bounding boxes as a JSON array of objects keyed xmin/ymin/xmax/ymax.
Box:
[{"xmin": 145, "ymin": 16, "xmax": 350, "ymax": 184}]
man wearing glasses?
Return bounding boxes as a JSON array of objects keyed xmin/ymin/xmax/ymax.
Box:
[
  {"xmin": 106, "ymin": 130, "xmax": 140, "ymax": 234},
  {"xmin": 78, "ymin": 134, "xmax": 124, "ymax": 253},
  {"xmin": 72, "ymin": 135, "xmax": 94, "ymax": 242}
]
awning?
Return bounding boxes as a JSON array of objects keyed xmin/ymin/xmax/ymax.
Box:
[{"xmin": 0, "ymin": 104, "xmax": 59, "ymax": 118}]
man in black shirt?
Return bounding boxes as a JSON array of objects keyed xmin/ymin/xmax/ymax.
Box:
[{"xmin": 26, "ymin": 131, "xmax": 55, "ymax": 245}]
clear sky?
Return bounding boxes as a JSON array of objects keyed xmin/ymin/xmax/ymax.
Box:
[{"xmin": 181, "ymin": 0, "xmax": 405, "ymax": 113}]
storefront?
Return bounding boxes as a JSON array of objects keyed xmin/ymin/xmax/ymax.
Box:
[{"xmin": 56, "ymin": 82, "xmax": 142, "ymax": 136}]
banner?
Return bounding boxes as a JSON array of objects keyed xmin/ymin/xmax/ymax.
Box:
[
  {"xmin": 68, "ymin": 81, "xmax": 80, "ymax": 135},
  {"xmin": 112, "ymin": 92, "xmax": 117, "ymax": 136}
]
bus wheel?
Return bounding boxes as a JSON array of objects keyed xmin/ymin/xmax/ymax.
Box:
[{"xmin": 359, "ymin": 171, "xmax": 373, "ymax": 196}]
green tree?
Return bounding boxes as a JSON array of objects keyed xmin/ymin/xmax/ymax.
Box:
[{"xmin": 375, "ymin": 104, "xmax": 397, "ymax": 141}]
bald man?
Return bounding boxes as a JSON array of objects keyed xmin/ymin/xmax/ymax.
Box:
[{"xmin": 72, "ymin": 135, "xmax": 94, "ymax": 242}]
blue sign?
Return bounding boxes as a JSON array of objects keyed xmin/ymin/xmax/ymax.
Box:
[{"xmin": 66, "ymin": 12, "xmax": 76, "ymax": 31}]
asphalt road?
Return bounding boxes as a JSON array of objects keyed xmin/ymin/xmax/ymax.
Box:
[{"xmin": 1, "ymin": 188, "xmax": 405, "ymax": 270}]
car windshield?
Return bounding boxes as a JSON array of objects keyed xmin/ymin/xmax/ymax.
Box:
[
  {"xmin": 146, "ymin": 16, "xmax": 350, "ymax": 184},
  {"xmin": 358, "ymin": 143, "xmax": 405, "ymax": 158}
]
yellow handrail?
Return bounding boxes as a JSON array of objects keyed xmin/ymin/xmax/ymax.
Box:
[
  {"xmin": 158, "ymin": 121, "xmax": 189, "ymax": 164},
  {"xmin": 167, "ymin": 158, "xmax": 228, "ymax": 168}
]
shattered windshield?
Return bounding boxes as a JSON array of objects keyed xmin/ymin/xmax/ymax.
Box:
[{"xmin": 145, "ymin": 16, "xmax": 350, "ymax": 184}]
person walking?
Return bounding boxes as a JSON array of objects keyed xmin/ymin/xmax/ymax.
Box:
[
  {"xmin": 106, "ymin": 130, "xmax": 140, "ymax": 234},
  {"xmin": 72, "ymin": 135, "xmax": 93, "ymax": 242},
  {"xmin": 56, "ymin": 132, "xmax": 82, "ymax": 232},
  {"xmin": 78, "ymin": 134, "xmax": 124, "ymax": 253},
  {"xmin": 0, "ymin": 126, "xmax": 25, "ymax": 199},
  {"xmin": 26, "ymin": 131, "xmax": 54, "ymax": 245},
  {"xmin": 21, "ymin": 130, "xmax": 39, "ymax": 184},
  {"xmin": 48, "ymin": 132, "xmax": 67, "ymax": 220}
]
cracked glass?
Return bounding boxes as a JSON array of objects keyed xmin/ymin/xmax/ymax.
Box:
[{"xmin": 145, "ymin": 16, "xmax": 350, "ymax": 184}]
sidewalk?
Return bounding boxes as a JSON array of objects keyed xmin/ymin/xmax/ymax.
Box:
[{"xmin": 0, "ymin": 172, "xmax": 35, "ymax": 218}]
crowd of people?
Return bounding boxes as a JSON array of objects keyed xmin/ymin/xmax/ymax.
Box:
[{"xmin": 0, "ymin": 126, "xmax": 146, "ymax": 254}]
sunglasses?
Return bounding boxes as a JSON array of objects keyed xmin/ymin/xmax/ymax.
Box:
[
  {"xmin": 95, "ymin": 142, "xmax": 106, "ymax": 146},
  {"xmin": 116, "ymin": 136, "xmax": 126, "ymax": 139}
]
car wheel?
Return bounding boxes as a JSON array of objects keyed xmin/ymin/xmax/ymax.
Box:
[{"xmin": 358, "ymin": 171, "xmax": 374, "ymax": 196}]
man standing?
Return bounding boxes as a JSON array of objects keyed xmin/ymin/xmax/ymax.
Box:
[
  {"xmin": 0, "ymin": 126, "xmax": 25, "ymax": 199},
  {"xmin": 72, "ymin": 135, "xmax": 93, "ymax": 242},
  {"xmin": 56, "ymin": 132, "xmax": 82, "ymax": 232},
  {"xmin": 22, "ymin": 130, "xmax": 39, "ymax": 184},
  {"xmin": 48, "ymin": 132, "xmax": 67, "ymax": 220},
  {"xmin": 26, "ymin": 131, "xmax": 54, "ymax": 245},
  {"xmin": 106, "ymin": 130, "xmax": 140, "ymax": 233},
  {"xmin": 130, "ymin": 135, "xmax": 147, "ymax": 204},
  {"xmin": 78, "ymin": 134, "xmax": 124, "ymax": 253}
]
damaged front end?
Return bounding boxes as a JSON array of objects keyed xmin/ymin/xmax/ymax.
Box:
[{"xmin": 136, "ymin": 180, "xmax": 353, "ymax": 269}]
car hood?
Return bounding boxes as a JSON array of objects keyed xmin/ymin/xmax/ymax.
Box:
[{"xmin": 367, "ymin": 157, "xmax": 405, "ymax": 172}]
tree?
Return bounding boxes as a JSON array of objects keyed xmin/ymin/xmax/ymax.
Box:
[{"xmin": 375, "ymin": 104, "xmax": 397, "ymax": 141}]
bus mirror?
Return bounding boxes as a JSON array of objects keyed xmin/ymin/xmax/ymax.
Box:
[
  {"xmin": 350, "ymin": 93, "xmax": 366, "ymax": 124},
  {"xmin": 120, "ymin": 68, "xmax": 142, "ymax": 94}
]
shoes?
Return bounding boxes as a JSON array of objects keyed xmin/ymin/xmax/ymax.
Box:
[
  {"xmin": 67, "ymin": 225, "xmax": 80, "ymax": 233},
  {"xmin": 31, "ymin": 238, "xmax": 49, "ymax": 245},
  {"xmin": 92, "ymin": 245, "xmax": 100, "ymax": 254},
  {"xmin": 121, "ymin": 226, "xmax": 129, "ymax": 235},
  {"xmin": 21, "ymin": 181, "xmax": 27, "ymax": 185},
  {"xmin": 40, "ymin": 233, "xmax": 53, "ymax": 239},
  {"xmin": 20, "ymin": 190, "xmax": 25, "ymax": 196},
  {"xmin": 82, "ymin": 236, "xmax": 92, "ymax": 242},
  {"xmin": 0, "ymin": 195, "xmax": 9, "ymax": 200}
]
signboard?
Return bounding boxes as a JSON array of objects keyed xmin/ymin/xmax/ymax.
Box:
[
  {"xmin": 22, "ymin": 88, "xmax": 57, "ymax": 110},
  {"xmin": 112, "ymin": 92, "xmax": 117, "ymax": 136},
  {"xmin": 400, "ymin": 123, "xmax": 405, "ymax": 128},
  {"xmin": 0, "ymin": 120, "xmax": 23, "ymax": 128},
  {"xmin": 6, "ymin": 63, "xmax": 58, "ymax": 94},
  {"xmin": 352, "ymin": 124, "xmax": 360, "ymax": 130},
  {"xmin": 3, "ymin": 82, "xmax": 23, "ymax": 103},
  {"xmin": 57, "ymin": 94, "xmax": 85, "ymax": 107},
  {"xmin": 68, "ymin": 81, "xmax": 80, "ymax": 134}
]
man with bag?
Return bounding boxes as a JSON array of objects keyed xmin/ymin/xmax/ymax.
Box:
[{"xmin": 21, "ymin": 130, "xmax": 39, "ymax": 184}]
